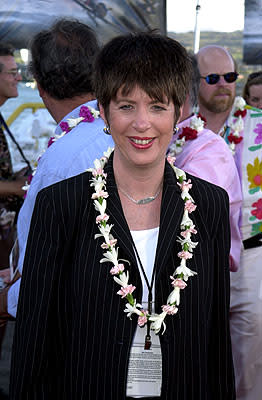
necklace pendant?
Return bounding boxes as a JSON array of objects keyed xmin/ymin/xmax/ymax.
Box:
[
  {"xmin": 136, "ymin": 196, "xmax": 155, "ymax": 205},
  {"xmin": 144, "ymin": 334, "xmax": 152, "ymax": 350}
]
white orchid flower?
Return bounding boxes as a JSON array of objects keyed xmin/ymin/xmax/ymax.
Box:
[
  {"xmin": 175, "ymin": 260, "xmax": 197, "ymax": 281},
  {"xmin": 114, "ymin": 271, "xmax": 129, "ymax": 287},
  {"xmin": 90, "ymin": 176, "xmax": 106, "ymax": 192},
  {"xmin": 190, "ymin": 115, "xmax": 204, "ymax": 131},
  {"xmin": 229, "ymin": 143, "xmax": 236, "ymax": 154},
  {"xmin": 104, "ymin": 147, "xmax": 114, "ymax": 159},
  {"xmin": 177, "ymin": 236, "xmax": 198, "ymax": 251},
  {"xmin": 94, "ymin": 199, "xmax": 106, "ymax": 215},
  {"xmin": 124, "ymin": 301, "xmax": 142, "ymax": 318},
  {"xmin": 173, "ymin": 166, "xmax": 186, "ymax": 181},
  {"xmin": 232, "ymin": 116, "xmax": 244, "ymax": 133},
  {"xmin": 180, "ymin": 189, "xmax": 194, "ymax": 202},
  {"xmin": 95, "ymin": 223, "xmax": 113, "ymax": 242},
  {"xmin": 234, "ymin": 96, "xmax": 246, "ymax": 110},
  {"xmin": 100, "ymin": 247, "xmax": 119, "ymax": 265},
  {"xmin": 67, "ymin": 117, "xmax": 84, "ymax": 128},
  {"xmin": 167, "ymin": 286, "xmax": 180, "ymax": 306},
  {"xmin": 149, "ymin": 312, "xmax": 167, "ymax": 334},
  {"xmin": 89, "ymin": 107, "xmax": 100, "ymax": 118},
  {"xmin": 180, "ymin": 210, "xmax": 193, "ymax": 229},
  {"xmin": 169, "ymin": 138, "xmax": 185, "ymax": 155},
  {"xmin": 53, "ymin": 131, "xmax": 66, "ymax": 141},
  {"xmin": 94, "ymin": 158, "xmax": 103, "ymax": 170}
]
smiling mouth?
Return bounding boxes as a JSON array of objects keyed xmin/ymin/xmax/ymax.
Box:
[{"xmin": 130, "ymin": 138, "xmax": 154, "ymax": 145}]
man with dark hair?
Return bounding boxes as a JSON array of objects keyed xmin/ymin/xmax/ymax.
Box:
[
  {"xmin": 169, "ymin": 53, "xmax": 242, "ymax": 272},
  {"xmin": 0, "ymin": 43, "xmax": 26, "ymax": 269},
  {"xmin": 0, "ymin": 41, "xmax": 27, "ymax": 399},
  {"xmin": 1, "ymin": 19, "xmax": 114, "ymax": 320}
]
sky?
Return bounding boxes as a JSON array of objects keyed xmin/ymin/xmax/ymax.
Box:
[{"xmin": 166, "ymin": 0, "xmax": 245, "ymax": 32}]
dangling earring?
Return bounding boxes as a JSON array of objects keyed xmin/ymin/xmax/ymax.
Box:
[
  {"xmin": 173, "ymin": 125, "xmax": 179, "ymax": 135},
  {"xmin": 103, "ymin": 125, "xmax": 111, "ymax": 135}
]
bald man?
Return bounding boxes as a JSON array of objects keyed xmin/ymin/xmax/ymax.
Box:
[
  {"xmin": 197, "ymin": 45, "xmax": 237, "ymax": 134},
  {"xmin": 196, "ymin": 45, "xmax": 262, "ymax": 400}
]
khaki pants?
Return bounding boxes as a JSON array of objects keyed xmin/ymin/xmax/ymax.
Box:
[{"xmin": 230, "ymin": 246, "xmax": 262, "ymax": 400}]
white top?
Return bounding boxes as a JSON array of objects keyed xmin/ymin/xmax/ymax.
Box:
[
  {"xmin": 131, "ymin": 227, "xmax": 159, "ymax": 303},
  {"xmin": 127, "ymin": 227, "xmax": 162, "ymax": 398}
]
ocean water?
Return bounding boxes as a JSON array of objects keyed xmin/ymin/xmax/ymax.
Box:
[{"xmin": 1, "ymin": 82, "xmax": 56, "ymax": 172}]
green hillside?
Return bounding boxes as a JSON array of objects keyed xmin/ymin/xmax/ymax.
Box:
[{"xmin": 168, "ymin": 30, "xmax": 262, "ymax": 95}]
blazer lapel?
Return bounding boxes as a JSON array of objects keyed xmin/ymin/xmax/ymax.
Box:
[
  {"xmin": 105, "ymin": 156, "xmax": 137, "ymax": 266},
  {"xmin": 154, "ymin": 162, "xmax": 185, "ymax": 281}
]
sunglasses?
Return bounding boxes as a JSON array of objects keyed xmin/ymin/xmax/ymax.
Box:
[{"xmin": 201, "ymin": 72, "xmax": 239, "ymax": 85}]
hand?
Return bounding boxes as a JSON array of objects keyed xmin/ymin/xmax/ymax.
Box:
[
  {"xmin": 12, "ymin": 176, "xmax": 28, "ymax": 197},
  {"xmin": 0, "ymin": 268, "xmax": 11, "ymax": 285},
  {"xmin": 0, "ymin": 178, "xmax": 27, "ymax": 198}
]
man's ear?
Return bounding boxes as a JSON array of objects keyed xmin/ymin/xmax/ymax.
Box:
[{"xmin": 37, "ymin": 82, "xmax": 45, "ymax": 100}]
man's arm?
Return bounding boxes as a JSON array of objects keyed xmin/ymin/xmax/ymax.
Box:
[{"xmin": 0, "ymin": 178, "xmax": 27, "ymax": 197}]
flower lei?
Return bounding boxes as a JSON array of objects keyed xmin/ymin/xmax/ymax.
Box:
[
  {"xmin": 23, "ymin": 105, "xmax": 99, "ymax": 193},
  {"xmin": 168, "ymin": 115, "xmax": 204, "ymax": 157},
  {"xmin": 89, "ymin": 148, "xmax": 198, "ymax": 335},
  {"xmin": 222, "ymin": 96, "xmax": 246, "ymax": 155}
]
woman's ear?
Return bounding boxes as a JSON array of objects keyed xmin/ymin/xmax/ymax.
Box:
[{"xmin": 99, "ymin": 103, "xmax": 107, "ymax": 124}]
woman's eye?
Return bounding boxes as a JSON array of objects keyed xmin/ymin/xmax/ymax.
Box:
[
  {"xmin": 119, "ymin": 104, "xmax": 132, "ymax": 110},
  {"xmin": 152, "ymin": 105, "xmax": 166, "ymax": 111}
]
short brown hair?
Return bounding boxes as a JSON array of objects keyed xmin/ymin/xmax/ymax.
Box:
[
  {"xmin": 93, "ymin": 31, "xmax": 192, "ymax": 121},
  {"xmin": 243, "ymin": 71, "xmax": 262, "ymax": 102}
]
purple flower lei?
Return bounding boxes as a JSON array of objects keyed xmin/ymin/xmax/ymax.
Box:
[{"xmin": 23, "ymin": 105, "xmax": 99, "ymax": 195}]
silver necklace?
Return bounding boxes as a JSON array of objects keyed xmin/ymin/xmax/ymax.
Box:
[{"xmin": 118, "ymin": 185, "xmax": 162, "ymax": 205}]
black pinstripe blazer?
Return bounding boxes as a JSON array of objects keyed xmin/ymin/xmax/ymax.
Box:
[{"xmin": 9, "ymin": 155, "xmax": 235, "ymax": 400}]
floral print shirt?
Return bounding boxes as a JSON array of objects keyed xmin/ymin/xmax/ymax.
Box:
[{"xmin": 234, "ymin": 107, "xmax": 262, "ymax": 239}]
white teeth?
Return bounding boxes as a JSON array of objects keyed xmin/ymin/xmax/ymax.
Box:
[{"xmin": 132, "ymin": 138, "xmax": 152, "ymax": 145}]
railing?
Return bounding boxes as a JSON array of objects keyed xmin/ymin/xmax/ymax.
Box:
[{"xmin": 6, "ymin": 102, "xmax": 46, "ymax": 126}]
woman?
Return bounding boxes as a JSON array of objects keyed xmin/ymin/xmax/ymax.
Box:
[
  {"xmin": 10, "ymin": 32, "xmax": 235, "ymax": 399},
  {"xmin": 243, "ymin": 71, "xmax": 262, "ymax": 109}
]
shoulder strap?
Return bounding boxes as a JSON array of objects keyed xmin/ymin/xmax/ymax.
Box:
[{"xmin": 0, "ymin": 113, "xmax": 31, "ymax": 172}]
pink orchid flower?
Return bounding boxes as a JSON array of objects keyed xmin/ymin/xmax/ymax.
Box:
[
  {"xmin": 110, "ymin": 264, "xmax": 125, "ymax": 275},
  {"xmin": 185, "ymin": 200, "xmax": 196, "ymax": 213},
  {"xmin": 117, "ymin": 285, "xmax": 136, "ymax": 298},
  {"xmin": 138, "ymin": 313, "xmax": 148, "ymax": 327},
  {"xmin": 162, "ymin": 304, "xmax": 178, "ymax": 315},
  {"xmin": 170, "ymin": 276, "xmax": 187, "ymax": 289},
  {"xmin": 178, "ymin": 250, "xmax": 192, "ymax": 259},
  {"xmin": 96, "ymin": 214, "xmax": 109, "ymax": 224},
  {"xmin": 92, "ymin": 190, "xmax": 109, "ymax": 200}
]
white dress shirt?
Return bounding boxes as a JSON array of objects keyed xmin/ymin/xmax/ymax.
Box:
[{"xmin": 8, "ymin": 100, "xmax": 114, "ymax": 316}]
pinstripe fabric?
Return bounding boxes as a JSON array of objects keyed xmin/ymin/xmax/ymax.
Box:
[{"xmin": 9, "ymin": 155, "xmax": 235, "ymax": 399}]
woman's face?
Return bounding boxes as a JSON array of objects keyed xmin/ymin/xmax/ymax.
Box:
[
  {"xmin": 100, "ymin": 86, "xmax": 176, "ymax": 170},
  {"xmin": 247, "ymin": 84, "xmax": 262, "ymax": 109}
]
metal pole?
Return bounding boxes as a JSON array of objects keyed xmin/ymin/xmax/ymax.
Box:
[{"xmin": 193, "ymin": 0, "xmax": 201, "ymax": 53}]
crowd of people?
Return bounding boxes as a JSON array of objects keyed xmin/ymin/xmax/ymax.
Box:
[{"xmin": 0, "ymin": 17, "xmax": 262, "ymax": 400}]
